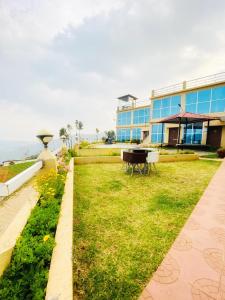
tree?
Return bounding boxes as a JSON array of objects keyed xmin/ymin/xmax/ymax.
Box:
[
  {"xmin": 96, "ymin": 128, "xmax": 100, "ymax": 141},
  {"xmin": 59, "ymin": 127, "xmax": 69, "ymax": 148},
  {"xmin": 66, "ymin": 124, "xmax": 73, "ymax": 149},
  {"xmin": 75, "ymin": 120, "xmax": 84, "ymax": 144},
  {"xmin": 102, "ymin": 130, "xmax": 116, "ymax": 142}
]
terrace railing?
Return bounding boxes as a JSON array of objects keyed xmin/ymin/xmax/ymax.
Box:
[{"xmin": 152, "ymin": 71, "xmax": 225, "ymax": 98}]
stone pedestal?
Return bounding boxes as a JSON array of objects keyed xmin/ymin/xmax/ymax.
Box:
[{"xmin": 38, "ymin": 149, "xmax": 57, "ymax": 172}]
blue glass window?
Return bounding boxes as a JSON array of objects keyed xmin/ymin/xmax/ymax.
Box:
[
  {"xmin": 186, "ymin": 92, "xmax": 197, "ymax": 105},
  {"xmin": 198, "ymin": 89, "xmax": 211, "ymax": 102},
  {"xmin": 133, "ymin": 108, "xmax": 150, "ymax": 124},
  {"xmin": 171, "ymin": 95, "xmax": 180, "ymax": 106},
  {"xmin": 152, "ymin": 96, "xmax": 181, "ymax": 119},
  {"xmin": 151, "ymin": 124, "xmax": 164, "ymax": 143},
  {"xmin": 211, "ymin": 99, "xmax": 225, "ymax": 112},
  {"xmin": 132, "ymin": 128, "xmax": 141, "ymax": 140},
  {"xmin": 212, "ymin": 86, "xmax": 225, "ymax": 100},
  {"xmin": 183, "ymin": 123, "xmax": 202, "ymax": 144},
  {"xmin": 197, "ymin": 102, "xmax": 210, "ymax": 114},
  {"xmin": 185, "ymin": 85, "xmax": 225, "ymax": 114},
  {"xmin": 117, "ymin": 128, "xmax": 131, "ymax": 141},
  {"xmin": 117, "ymin": 111, "xmax": 131, "ymax": 126}
]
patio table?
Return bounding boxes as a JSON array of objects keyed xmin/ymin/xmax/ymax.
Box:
[{"xmin": 123, "ymin": 151, "xmax": 148, "ymax": 175}]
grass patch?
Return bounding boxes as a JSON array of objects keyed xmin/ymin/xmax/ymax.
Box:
[
  {"xmin": 0, "ymin": 161, "xmax": 34, "ymax": 182},
  {"xmin": 77, "ymin": 148, "xmax": 121, "ymax": 157},
  {"xmin": 74, "ymin": 160, "xmax": 220, "ymax": 300},
  {"xmin": 200, "ymin": 153, "xmax": 218, "ymax": 159}
]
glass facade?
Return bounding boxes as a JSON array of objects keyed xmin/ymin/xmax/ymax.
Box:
[
  {"xmin": 132, "ymin": 128, "xmax": 142, "ymax": 140},
  {"xmin": 117, "ymin": 111, "xmax": 131, "ymax": 126},
  {"xmin": 151, "ymin": 124, "xmax": 164, "ymax": 143},
  {"xmin": 186, "ymin": 86, "xmax": 225, "ymax": 114},
  {"xmin": 183, "ymin": 123, "xmax": 203, "ymax": 144},
  {"xmin": 152, "ymin": 95, "xmax": 181, "ymax": 119},
  {"xmin": 133, "ymin": 108, "xmax": 150, "ymax": 124},
  {"xmin": 117, "ymin": 128, "xmax": 131, "ymax": 141}
]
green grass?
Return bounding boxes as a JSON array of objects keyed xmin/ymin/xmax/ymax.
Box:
[
  {"xmin": 200, "ymin": 153, "xmax": 219, "ymax": 159},
  {"xmin": 77, "ymin": 148, "xmax": 121, "ymax": 157},
  {"xmin": 0, "ymin": 161, "xmax": 34, "ymax": 182},
  {"xmin": 73, "ymin": 160, "xmax": 220, "ymax": 300}
]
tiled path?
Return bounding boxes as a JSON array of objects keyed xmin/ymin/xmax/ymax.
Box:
[{"xmin": 139, "ymin": 159, "xmax": 225, "ymax": 300}]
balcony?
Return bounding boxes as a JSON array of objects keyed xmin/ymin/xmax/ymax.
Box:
[{"xmin": 152, "ymin": 71, "xmax": 225, "ymax": 98}]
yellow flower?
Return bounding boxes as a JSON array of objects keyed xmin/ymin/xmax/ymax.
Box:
[{"xmin": 43, "ymin": 235, "xmax": 50, "ymax": 242}]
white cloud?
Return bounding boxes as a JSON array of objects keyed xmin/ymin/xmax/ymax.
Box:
[{"xmin": 1, "ymin": 0, "xmax": 225, "ymax": 140}]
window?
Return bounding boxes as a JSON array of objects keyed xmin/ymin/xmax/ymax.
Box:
[
  {"xmin": 117, "ymin": 111, "xmax": 131, "ymax": 126},
  {"xmin": 133, "ymin": 108, "xmax": 150, "ymax": 124},
  {"xmin": 184, "ymin": 123, "xmax": 202, "ymax": 144},
  {"xmin": 152, "ymin": 96, "xmax": 181, "ymax": 119},
  {"xmin": 211, "ymin": 86, "xmax": 225, "ymax": 112},
  {"xmin": 151, "ymin": 124, "xmax": 164, "ymax": 143},
  {"xmin": 132, "ymin": 128, "xmax": 141, "ymax": 140},
  {"xmin": 117, "ymin": 128, "xmax": 131, "ymax": 141},
  {"xmin": 185, "ymin": 86, "xmax": 225, "ymax": 114}
]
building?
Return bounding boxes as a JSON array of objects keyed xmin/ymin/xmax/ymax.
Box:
[
  {"xmin": 116, "ymin": 95, "xmax": 150, "ymax": 142},
  {"xmin": 116, "ymin": 72, "xmax": 225, "ymax": 148}
]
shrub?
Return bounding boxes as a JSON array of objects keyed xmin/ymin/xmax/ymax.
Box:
[
  {"xmin": 0, "ymin": 169, "xmax": 66, "ymax": 299},
  {"xmin": 79, "ymin": 140, "xmax": 90, "ymax": 149},
  {"xmin": 217, "ymin": 148, "xmax": 225, "ymax": 158},
  {"xmin": 131, "ymin": 139, "xmax": 141, "ymax": 144}
]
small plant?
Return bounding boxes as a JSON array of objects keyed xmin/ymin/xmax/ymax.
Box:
[{"xmin": 217, "ymin": 148, "xmax": 225, "ymax": 158}]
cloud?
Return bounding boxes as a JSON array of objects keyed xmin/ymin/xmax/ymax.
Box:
[{"xmin": 1, "ymin": 0, "xmax": 225, "ymax": 140}]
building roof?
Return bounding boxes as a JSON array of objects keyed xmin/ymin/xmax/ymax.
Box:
[
  {"xmin": 117, "ymin": 94, "xmax": 138, "ymax": 101},
  {"xmin": 155, "ymin": 112, "xmax": 219, "ymax": 124}
]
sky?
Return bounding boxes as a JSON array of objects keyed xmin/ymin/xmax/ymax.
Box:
[{"xmin": 1, "ymin": 0, "xmax": 225, "ymax": 141}]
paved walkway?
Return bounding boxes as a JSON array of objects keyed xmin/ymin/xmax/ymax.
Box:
[
  {"xmin": 0, "ymin": 183, "xmax": 38, "ymax": 238},
  {"xmin": 139, "ymin": 159, "xmax": 225, "ymax": 300}
]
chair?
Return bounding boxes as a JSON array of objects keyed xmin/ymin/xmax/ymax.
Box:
[
  {"xmin": 146, "ymin": 151, "xmax": 159, "ymax": 174},
  {"xmin": 123, "ymin": 151, "xmax": 147, "ymax": 175},
  {"xmin": 120, "ymin": 149, "xmax": 125, "ymax": 160}
]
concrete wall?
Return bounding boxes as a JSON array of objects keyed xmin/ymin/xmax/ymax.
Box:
[
  {"xmin": 0, "ymin": 161, "xmax": 42, "ymax": 197},
  {"xmin": 45, "ymin": 158, "xmax": 74, "ymax": 300}
]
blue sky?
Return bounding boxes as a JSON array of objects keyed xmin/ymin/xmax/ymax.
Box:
[{"xmin": 1, "ymin": 0, "xmax": 225, "ymax": 141}]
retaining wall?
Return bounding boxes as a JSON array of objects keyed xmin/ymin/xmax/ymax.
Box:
[{"xmin": 74, "ymin": 154, "xmax": 199, "ymax": 165}]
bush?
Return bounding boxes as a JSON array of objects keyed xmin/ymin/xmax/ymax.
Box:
[
  {"xmin": 0, "ymin": 170, "xmax": 66, "ymax": 299},
  {"xmin": 217, "ymin": 148, "xmax": 225, "ymax": 158},
  {"xmin": 131, "ymin": 139, "xmax": 141, "ymax": 144},
  {"xmin": 79, "ymin": 140, "xmax": 90, "ymax": 149}
]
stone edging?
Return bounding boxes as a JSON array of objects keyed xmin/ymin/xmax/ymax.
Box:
[
  {"xmin": 74, "ymin": 154, "xmax": 199, "ymax": 164},
  {"xmin": 45, "ymin": 158, "xmax": 74, "ymax": 300}
]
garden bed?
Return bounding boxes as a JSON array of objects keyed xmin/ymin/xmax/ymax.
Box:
[
  {"xmin": 74, "ymin": 160, "xmax": 220, "ymax": 299},
  {"xmin": 0, "ymin": 150, "xmax": 72, "ymax": 299}
]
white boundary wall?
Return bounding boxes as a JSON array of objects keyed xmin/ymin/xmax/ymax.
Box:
[{"xmin": 0, "ymin": 161, "xmax": 42, "ymax": 197}]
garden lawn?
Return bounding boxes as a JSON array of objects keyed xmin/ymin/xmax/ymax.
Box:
[
  {"xmin": 77, "ymin": 148, "xmax": 121, "ymax": 157},
  {"xmin": 0, "ymin": 161, "xmax": 34, "ymax": 182},
  {"xmin": 74, "ymin": 160, "xmax": 220, "ymax": 300}
]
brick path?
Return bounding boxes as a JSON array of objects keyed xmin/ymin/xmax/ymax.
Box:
[{"xmin": 139, "ymin": 159, "xmax": 225, "ymax": 300}]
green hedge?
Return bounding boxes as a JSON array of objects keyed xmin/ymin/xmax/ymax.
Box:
[{"xmin": 0, "ymin": 170, "xmax": 66, "ymax": 299}]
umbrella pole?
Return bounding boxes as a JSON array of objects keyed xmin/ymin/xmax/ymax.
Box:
[
  {"xmin": 161, "ymin": 123, "xmax": 164, "ymax": 148},
  {"xmin": 177, "ymin": 118, "xmax": 181, "ymax": 152}
]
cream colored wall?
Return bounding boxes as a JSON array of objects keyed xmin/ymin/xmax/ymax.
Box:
[{"xmin": 221, "ymin": 126, "xmax": 225, "ymax": 148}]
